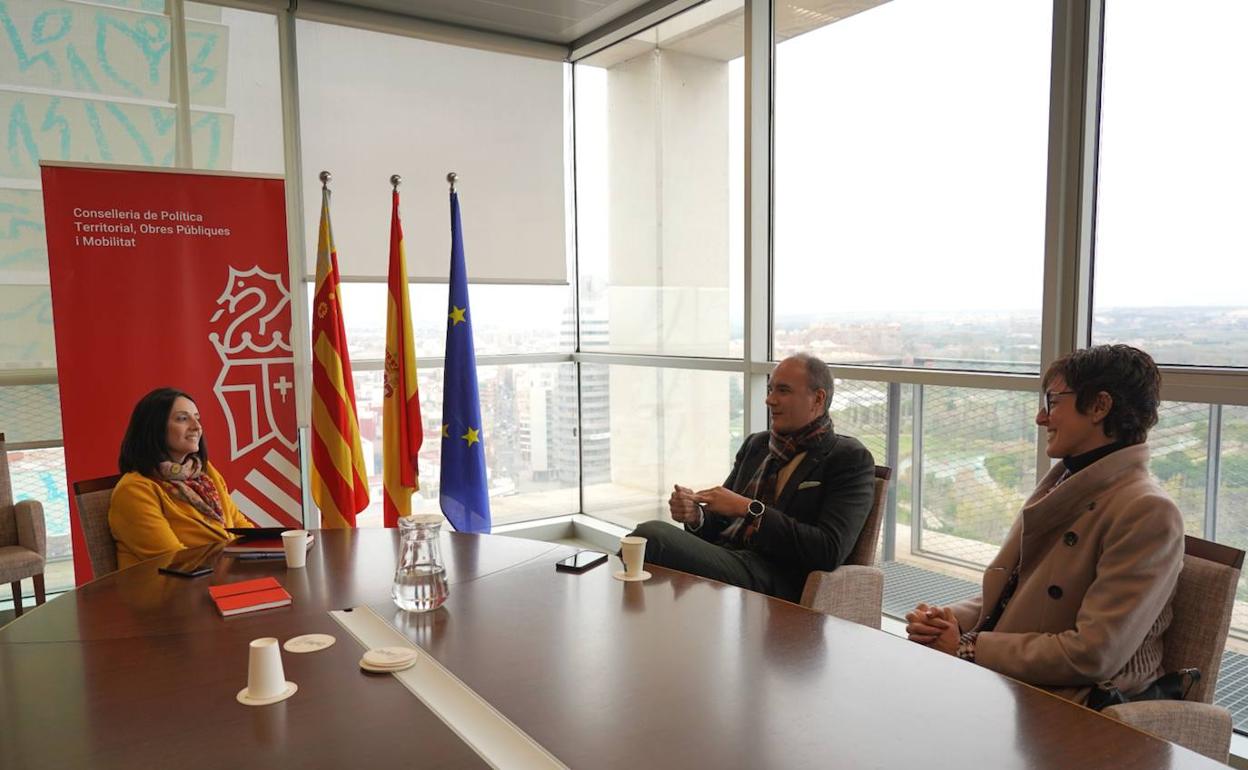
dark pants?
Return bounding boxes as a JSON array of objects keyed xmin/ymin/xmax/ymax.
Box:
[{"xmin": 629, "ymin": 520, "xmax": 802, "ymax": 602}]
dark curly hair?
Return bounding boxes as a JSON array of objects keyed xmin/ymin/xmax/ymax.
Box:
[
  {"xmin": 118, "ymin": 387, "xmax": 209, "ymax": 477},
  {"xmin": 1041, "ymin": 345, "xmax": 1161, "ymax": 445}
]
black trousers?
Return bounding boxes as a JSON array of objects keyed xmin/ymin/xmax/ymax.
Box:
[{"xmin": 628, "ymin": 520, "xmax": 802, "ymax": 602}]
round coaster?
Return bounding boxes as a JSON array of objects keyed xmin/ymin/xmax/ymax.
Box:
[
  {"xmin": 284, "ymin": 634, "xmax": 336, "ymax": 654},
  {"xmin": 236, "ymin": 681, "xmax": 297, "ymax": 706},
  {"xmin": 359, "ymin": 658, "xmax": 417, "ymax": 674},
  {"xmin": 362, "ymin": 646, "xmax": 418, "ymax": 668},
  {"xmin": 613, "ymin": 570, "xmax": 652, "ymax": 582}
]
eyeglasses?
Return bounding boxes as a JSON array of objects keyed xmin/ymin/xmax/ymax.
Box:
[{"xmin": 1043, "ymin": 390, "xmax": 1076, "ymax": 413}]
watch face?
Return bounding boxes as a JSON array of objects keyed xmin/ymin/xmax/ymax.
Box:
[{"xmin": 749, "ymin": 499, "xmax": 765, "ymax": 517}]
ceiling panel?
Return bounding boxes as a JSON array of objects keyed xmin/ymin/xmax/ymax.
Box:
[{"xmin": 329, "ymin": 0, "xmax": 655, "ymax": 43}]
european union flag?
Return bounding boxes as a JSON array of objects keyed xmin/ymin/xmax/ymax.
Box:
[{"xmin": 440, "ymin": 191, "xmax": 491, "ymax": 533}]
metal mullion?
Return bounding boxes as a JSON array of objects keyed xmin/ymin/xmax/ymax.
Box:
[
  {"xmin": 1158, "ymin": 367, "xmax": 1248, "ymax": 408},
  {"xmin": 825, "ymin": 365, "xmax": 1036, "ymax": 392},
  {"xmin": 4, "ymin": 440, "xmax": 62, "ymax": 452},
  {"xmin": 167, "ymin": 0, "xmax": 193, "ymax": 167},
  {"xmin": 276, "ymin": 7, "xmax": 316, "ymax": 525},
  {"xmin": 569, "ymin": 62, "xmax": 586, "ymax": 518},
  {"xmin": 1039, "ymin": 0, "xmax": 1101, "ymax": 368},
  {"xmin": 883, "ymin": 381, "xmax": 901, "ymax": 562},
  {"xmin": 0, "ymin": 370, "xmax": 57, "ymax": 387},
  {"xmin": 575, "ymin": 352, "xmax": 748, "ymax": 373},
  {"xmin": 742, "ymin": 0, "xmax": 773, "ymax": 437},
  {"xmin": 1205, "ymin": 404, "xmax": 1222, "ymax": 541},
  {"xmin": 745, "ymin": 358, "xmax": 1040, "ymax": 390},
  {"xmin": 576, "ymin": 360, "xmax": 585, "ymax": 517},
  {"xmin": 1037, "ymin": 0, "xmax": 1103, "ymax": 483},
  {"xmin": 573, "ymin": 355, "xmax": 1048, "ymax": 391},
  {"xmin": 353, "ymin": 353, "xmax": 576, "ymax": 371},
  {"xmin": 911, "ymin": 383, "xmax": 924, "ymax": 557}
]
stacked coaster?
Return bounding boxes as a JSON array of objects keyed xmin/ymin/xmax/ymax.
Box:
[
  {"xmin": 284, "ymin": 634, "xmax": 336, "ymax": 654},
  {"xmin": 360, "ymin": 646, "xmax": 419, "ymax": 673}
]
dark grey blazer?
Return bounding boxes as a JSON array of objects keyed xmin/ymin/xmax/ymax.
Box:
[{"xmin": 691, "ymin": 430, "xmax": 876, "ymax": 585}]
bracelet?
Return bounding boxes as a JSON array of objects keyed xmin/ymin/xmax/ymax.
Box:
[
  {"xmin": 687, "ymin": 506, "xmax": 705, "ymax": 532},
  {"xmin": 956, "ymin": 631, "xmax": 978, "ymax": 662}
]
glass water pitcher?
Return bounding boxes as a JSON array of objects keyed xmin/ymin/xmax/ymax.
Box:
[{"xmin": 392, "ymin": 514, "xmax": 449, "ymax": 612}]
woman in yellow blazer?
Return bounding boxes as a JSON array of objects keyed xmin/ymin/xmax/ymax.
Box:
[
  {"xmin": 108, "ymin": 387, "xmax": 253, "ymax": 569},
  {"xmin": 904, "ymin": 345, "xmax": 1184, "ymax": 706}
]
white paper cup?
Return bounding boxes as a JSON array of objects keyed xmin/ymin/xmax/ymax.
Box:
[
  {"xmin": 620, "ymin": 536, "xmax": 647, "ymax": 578},
  {"xmin": 282, "ymin": 530, "xmax": 308, "ymax": 569},
  {"xmin": 245, "ymin": 637, "xmax": 288, "ymax": 700}
]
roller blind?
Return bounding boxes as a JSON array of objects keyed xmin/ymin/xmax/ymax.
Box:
[{"xmin": 296, "ymin": 19, "xmax": 568, "ymax": 284}]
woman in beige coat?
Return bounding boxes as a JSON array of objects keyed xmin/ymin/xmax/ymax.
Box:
[{"xmin": 905, "ymin": 345, "xmax": 1184, "ymax": 705}]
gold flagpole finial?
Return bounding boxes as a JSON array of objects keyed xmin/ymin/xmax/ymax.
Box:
[
  {"xmin": 447, "ymin": 172, "xmax": 457, "ymax": 193},
  {"xmin": 390, "ymin": 174, "xmax": 401, "ymax": 189},
  {"xmin": 319, "ymin": 170, "xmax": 332, "ymax": 189}
]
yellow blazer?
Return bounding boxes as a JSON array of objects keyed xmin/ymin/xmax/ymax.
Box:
[{"xmin": 108, "ymin": 464, "xmax": 253, "ymax": 569}]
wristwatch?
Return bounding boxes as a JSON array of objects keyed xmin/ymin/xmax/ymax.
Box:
[{"xmin": 747, "ymin": 499, "xmax": 765, "ymax": 519}]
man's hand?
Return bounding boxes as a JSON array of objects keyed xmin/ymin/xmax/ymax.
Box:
[
  {"xmin": 669, "ymin": 485, "xmax": 700, "ymax": 525},
  {"xmin": 694, "ymin": 486, "xmax": 751, "ymax": 518},
  {"xmin": 905, "ymin": 603, "xmax": 960, "ymax": 655}
]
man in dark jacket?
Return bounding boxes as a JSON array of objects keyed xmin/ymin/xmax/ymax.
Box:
[{"xmin": 629, "ymin": 354, "xmax": 876, "ymax": 601}]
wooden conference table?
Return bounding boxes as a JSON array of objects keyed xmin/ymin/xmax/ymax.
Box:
[{"xmin": 0, "ymin": 530, "xmax": 1223, "ymax": 769}]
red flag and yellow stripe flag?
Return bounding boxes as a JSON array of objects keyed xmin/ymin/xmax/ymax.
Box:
[
  {"xmin": 382, "ymin": 185, "xmax": 423, "ymax": 527},
  {"xmin": 310, "ymin": 183, "xmax": 370, "ymax": 528}
]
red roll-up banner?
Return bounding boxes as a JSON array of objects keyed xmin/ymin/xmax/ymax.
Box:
[{"xmin": 41, "ymin": 163, "xmax": 302, "ymax": 584}]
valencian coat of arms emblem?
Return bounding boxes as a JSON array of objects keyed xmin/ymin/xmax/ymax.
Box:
[{"xmin": 208, "ymin": 266, "xmax": 298, "ymax": 459}]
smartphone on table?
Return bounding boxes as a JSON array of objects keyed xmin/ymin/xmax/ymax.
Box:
[{"xmin": 555, "ymin": 550, "xmax": 609, "ymax": 573}]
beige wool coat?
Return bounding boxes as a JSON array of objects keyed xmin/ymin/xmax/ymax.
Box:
[{"xmin": 949, "ymin": 444, "xmax": 1184, "ymax": 704}]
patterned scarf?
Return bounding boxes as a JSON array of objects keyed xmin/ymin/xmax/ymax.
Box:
[
  {"xmin": 157, "ymin": 457, "xmax": 225, "ymax": 524},
  {"xmin": 719, "ymin": 413, "xmax": 834, "ymax": 546}
]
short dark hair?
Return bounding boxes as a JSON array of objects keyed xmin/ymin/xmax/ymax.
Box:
[
  {"xmin": 118, "ymin": 387, "xmax": 208, "ymax": 476},
  {"xmin": 1042, "ymin": 345, "xmax": 1161, "ymax": 445},
  {"xmin": 787, "ymin": 353, "xmax": 835, "ymax": 411}
]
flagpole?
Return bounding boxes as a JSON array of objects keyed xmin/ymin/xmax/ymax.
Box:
[
  {"xmin": 391, "ymin": 174, "xmax": 401, "ymax": 190},
  {"xmin": 447, "ymin": 171, "xmax": 457, "ymax": 193},
  {"xmin": 320, "ymin": 170, "xmax": 331, "ymax": 189}
]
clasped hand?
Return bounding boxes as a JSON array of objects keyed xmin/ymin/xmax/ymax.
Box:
[
  {"xmin": 904, "ymin": 603, "xmax": 960, "ymax": 655},
  {"xmin": 668, "ymin": 485, "xmax": 700, "ymax": 524},
  {"xmin": 668, "ymin": 485, "xmax": 751, "ymax": 523}
]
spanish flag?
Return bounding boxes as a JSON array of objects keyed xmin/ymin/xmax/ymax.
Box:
[
  {"xmin": 310, "ymin": 185, "xmax": 370, "ymax": 527},
  {"xmin": 382, "ymin": 187, "xmax": 422, "ymax": 527}
]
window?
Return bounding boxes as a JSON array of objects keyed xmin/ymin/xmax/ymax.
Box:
[
  {"xmin": 1147, "ymin": 401, "xmax": 1213, "ymax": 536},
  {"xmin": 909, "ymin": 386, "xmax": 1039, "ymax": 566},
  {"xmin": 189, "ymin": 6, "xmax": 283, "ymax": 173},
  {"xmin": 1092, "ymin": 1, "xmax": 1248, "ymax": 366},
  {"xmin": 574, "ymin": 0, "xmax": 745, "ymax": 358},
  {"xmin": 580, "ymin": 365, "xmax": 743, "ymax": 528},
  {"xmin": 772, "ymin": 0, "xmax": 1052, "ymax": 372},
  {"xmin": 349, "ymin": 364, "xmax": 579, "ymax": 528},
  {"xmin": 312, "ymin": 283, "xmax": 574, "ymax": 363}
]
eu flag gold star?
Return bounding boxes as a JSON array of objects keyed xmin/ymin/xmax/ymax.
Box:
[
  {"xmin": 461, "ymin": 427, "xmax": 480, "ymax": 446},
  {"xmin": 441, "ymin": 423, "xmax": 449, "ymax": 438},
  {"xmin": 449, "ymin": 306, "xmax": 467, "ymax": 325}
]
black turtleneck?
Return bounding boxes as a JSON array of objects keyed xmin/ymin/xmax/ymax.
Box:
[{"xmin": 1063, "ymin": 440, "xmax": 1128, "ymax": 476}]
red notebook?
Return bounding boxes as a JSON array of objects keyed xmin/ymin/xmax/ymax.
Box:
[
  {"xmin": 208, "ymin": 577, "xmax": 291, "ymax": 617},
  {"xmin": 223, "ymin": 534, "xmax": 315, "ymax": 555}
]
